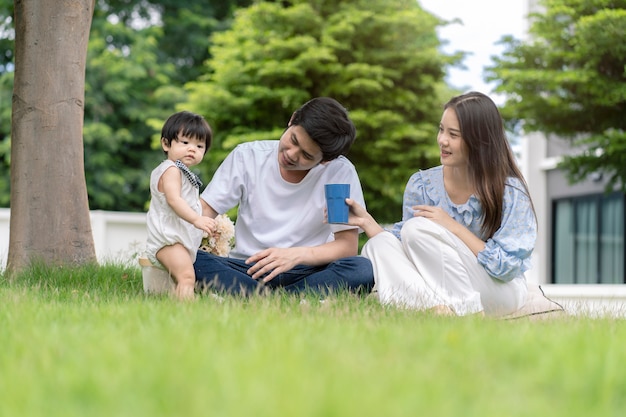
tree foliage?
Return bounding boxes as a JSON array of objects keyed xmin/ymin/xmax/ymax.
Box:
[
  {"xmin": 97, "ymin": 0, "xmax": 253, "ymax": 83},
  {"xmin": 184, "ymin": 0, "xmax": 459, "ymax": 222},
  {"xmin": 486, "ymin": 0, "xmax": 626, "ymax": 191},
  {"xmin": 0, "ymin": 0, "xmax": 14, "ymax": 207},
  {"xmin": 0, "ymin": 0, "xmax": 460, "ymax": 220},
  {"xmin": 84, "ymin": 9, "xmax": 180, "ymax": 211},
  {"xmin": 0, "ymin": 0, "xmax": 252, "ymax": 211}
]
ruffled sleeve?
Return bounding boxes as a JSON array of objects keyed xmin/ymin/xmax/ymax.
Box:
[
  {"xmin": 476, "ymin": 179, "xmax": 537, "ymax": 282},
  {"xmin": 387, "ymin": 167, "xmax": 443, "ymax": 239}
]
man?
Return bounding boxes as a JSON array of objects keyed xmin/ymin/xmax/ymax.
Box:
[{"xmin": 194, "ymin": 97, "xmax": 374, "ymax": 295}]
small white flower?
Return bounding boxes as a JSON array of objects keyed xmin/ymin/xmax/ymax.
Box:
[{"xmin": 199, "ymin": 214, "xmax": 235, "ymax": 256}]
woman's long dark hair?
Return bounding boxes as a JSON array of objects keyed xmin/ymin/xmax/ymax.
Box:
[{"xmin": 444, "ymin": 91, "xmax": 536, "ymax": 239}]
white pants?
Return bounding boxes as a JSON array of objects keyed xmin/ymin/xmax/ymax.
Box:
[{"xmin": 362, "ymin": 217, "xmax": 527, "ymax": 316}]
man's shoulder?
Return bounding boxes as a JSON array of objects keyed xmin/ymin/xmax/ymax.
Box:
[
  {"xmin": 225, "ymin": 141, "xmax": 277, "ymax": 167},
  {"xmin": 325, "ymin": 155, "xmax": 357, "ymax": 171}
]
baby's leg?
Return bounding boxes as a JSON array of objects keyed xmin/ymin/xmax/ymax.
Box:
[{"xmin": 156, "ymin": 243, "xmax": 196, "ymax": 301}]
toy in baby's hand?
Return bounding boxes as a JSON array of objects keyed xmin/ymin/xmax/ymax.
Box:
[{"xmin": 199, "ymin": 214, "xmax": 235, "ymax": 256}]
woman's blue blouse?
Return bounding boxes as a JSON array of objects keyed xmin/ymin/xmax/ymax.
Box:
[{"xmin": 388, "ymin": 165, "xmax": 536, "ymax": 282}]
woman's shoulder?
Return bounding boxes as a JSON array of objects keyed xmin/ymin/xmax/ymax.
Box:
[
  {"xmin": 504, "ymin": 176, "xmax": 531, "ymax": 197},
  {"xmin": 408, "ymin": 165, "xmax": 443, "ymax": 185},
  {"xmin": 404, "ymin": 165, "xmax": 444, "ymax": 203},
  {"xmin": 502, "ymin": 176, "xmax": 534, "ymax": 210},
  {"xmin": 420, "ymin": 165, "xmax": 442, "ymax": 177},
  {"xmin": 505, "ymin": 175, "xmax": 526, "ymax": 188}
]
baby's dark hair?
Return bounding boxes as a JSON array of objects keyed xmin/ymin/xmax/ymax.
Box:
[
  {"xmin": 161, "ymin": 111, "xmax": 212, "ymax": 155},
  {"xmin": 289, "ymin": 97, "xmax": 356, "ymax": 161}
]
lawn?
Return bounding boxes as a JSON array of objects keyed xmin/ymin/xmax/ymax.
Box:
[{"xmin": 1, "ymin": 263, "xmax": 624, "ymax": 417}]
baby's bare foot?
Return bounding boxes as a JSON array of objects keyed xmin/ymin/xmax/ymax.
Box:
[{"xmin": 175, "ymin": 284, "xmax": 196, "ymax": 301}]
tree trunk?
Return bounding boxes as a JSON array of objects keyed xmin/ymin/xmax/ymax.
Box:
[{"xmin": 8, "ymin": 0, "xmax": 97, "ymax": 273}]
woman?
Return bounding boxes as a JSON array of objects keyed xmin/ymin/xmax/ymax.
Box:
[{"xmin": 347, "ymin": 92, "xmax": 536, "ymax": 316}]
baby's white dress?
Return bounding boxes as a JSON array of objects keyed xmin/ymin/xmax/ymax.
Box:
[{"xmin": 145, "ymin": 159, "xmax": 203, "ymax": 268}]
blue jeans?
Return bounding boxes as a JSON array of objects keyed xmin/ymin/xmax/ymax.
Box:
[{"xmin": 194, "ymin": 251, "xmax": 374, "ymax": 296}]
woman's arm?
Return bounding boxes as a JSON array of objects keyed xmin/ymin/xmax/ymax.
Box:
[
  {"xmin": 477, "ymin": 186, "xmax": 537, "ymax": 281},
  {"xmin": 345, "ymin": 198, "xmax": 385, "ymax": 238}
]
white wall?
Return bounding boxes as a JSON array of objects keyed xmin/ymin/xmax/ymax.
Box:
[
  {"xmin": 519, "ymin": 132, "xmax": 554, "ymax": 285},
  {"xmin": 0, "ymin": 208, "xmax": 9, "ymax": 269},
  {"xmin": 0, "ymin": 208, "xmax": 148, "ymax": 269}
]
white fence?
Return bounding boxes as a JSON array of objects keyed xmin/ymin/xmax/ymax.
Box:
[{"xmin": 0, "ymin": 208, "xmax": 148, "ymax": 269}]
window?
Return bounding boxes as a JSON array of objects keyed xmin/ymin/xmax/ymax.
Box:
[{"xmin": 552, "ymin": 193, "xmax": 625, "ymax": 284}]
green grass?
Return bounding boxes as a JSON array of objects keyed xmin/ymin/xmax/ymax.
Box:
[{"xmin": 1, "ymin": 263, "xmax": 625, "ymax": 417}]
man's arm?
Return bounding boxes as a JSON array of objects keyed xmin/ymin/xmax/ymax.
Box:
[
  {"xmin": 245, "ymin": 228, "xmax": 359, "ymax": 282},
  {"xmin": 200, "ymin": 198, "xmax": 219, "ymax": 218},
  {"xmin": 309, "ymin": 228, "xmax": 359, "ymax": 260}
]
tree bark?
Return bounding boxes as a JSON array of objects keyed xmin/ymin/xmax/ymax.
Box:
[{"xmin": 8, "ymin": 0, "xmax": 97, "ymax": 273}]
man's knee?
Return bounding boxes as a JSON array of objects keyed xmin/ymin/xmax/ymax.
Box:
[
  {"xmin": 334, "ymin": 256, "xmax": 374, "ymax": 288},
  {"xmin": 194, "ymin": 251, "xmax": 259, "ymax": 295},
  {"xmin": 334, "ymin": 255, "xmax": 371, "ymax": 270}
]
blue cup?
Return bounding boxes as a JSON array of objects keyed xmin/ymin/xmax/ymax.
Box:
[{"xmin": 325, "ymin": 184, "xmax": 350, "ymax": 224}]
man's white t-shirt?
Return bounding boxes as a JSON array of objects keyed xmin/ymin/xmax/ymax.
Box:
[{"xmin": 201, "ymin": 140, "xmax": 366, "ymax": 259}]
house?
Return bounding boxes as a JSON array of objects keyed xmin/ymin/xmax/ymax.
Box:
[
  {"xmin": 520, "ymin": 132, "xmax": 626, "ymax": 315},
  {"xmin": 515, "ymin": 0, "xmax": 626, "ymax": 314}
]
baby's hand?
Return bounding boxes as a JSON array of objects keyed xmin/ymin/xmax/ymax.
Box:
[{"xmin": 194, "ymin": 216, "xmax": 217, "ymax": 235}]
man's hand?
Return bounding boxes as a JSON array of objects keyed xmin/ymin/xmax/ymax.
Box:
[{"xmin": 245, "ymin": 247, "xmax": 306, "ymax": 282}]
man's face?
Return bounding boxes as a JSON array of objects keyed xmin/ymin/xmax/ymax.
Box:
[{"xmin": 277, "ymin": 125, "xmax": 323, "ymax": 171}]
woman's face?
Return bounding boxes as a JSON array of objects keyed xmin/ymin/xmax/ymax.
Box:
[{"xmin": 437, "ymin": 108, "xmax": 468, "ymax": 168}]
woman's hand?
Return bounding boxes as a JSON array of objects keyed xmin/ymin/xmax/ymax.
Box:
[
  {"xmin": 345, "ymin": 198, "xmax": 385, "ymax": 238},
  {"xmin": 413, "ymin": 205, "xmax": 461, "ymax": 235},
  {"xmin": 413, "ymin": 205, "xmax": 486, "ymax": 256}
]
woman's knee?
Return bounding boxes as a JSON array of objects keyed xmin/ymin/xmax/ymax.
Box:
[{"xmin": 400, "ymin": 217, "xmax": 437, "ymax": 242}]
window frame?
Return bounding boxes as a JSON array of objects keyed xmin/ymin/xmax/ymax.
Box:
[{"xmin": 551, "ymin": 192, "xmax": 626, "ymax": 284}]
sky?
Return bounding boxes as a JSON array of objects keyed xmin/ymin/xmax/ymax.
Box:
[{"xmin": 419, "ymin": 0, "xmax": 529, "ymax": 104}]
